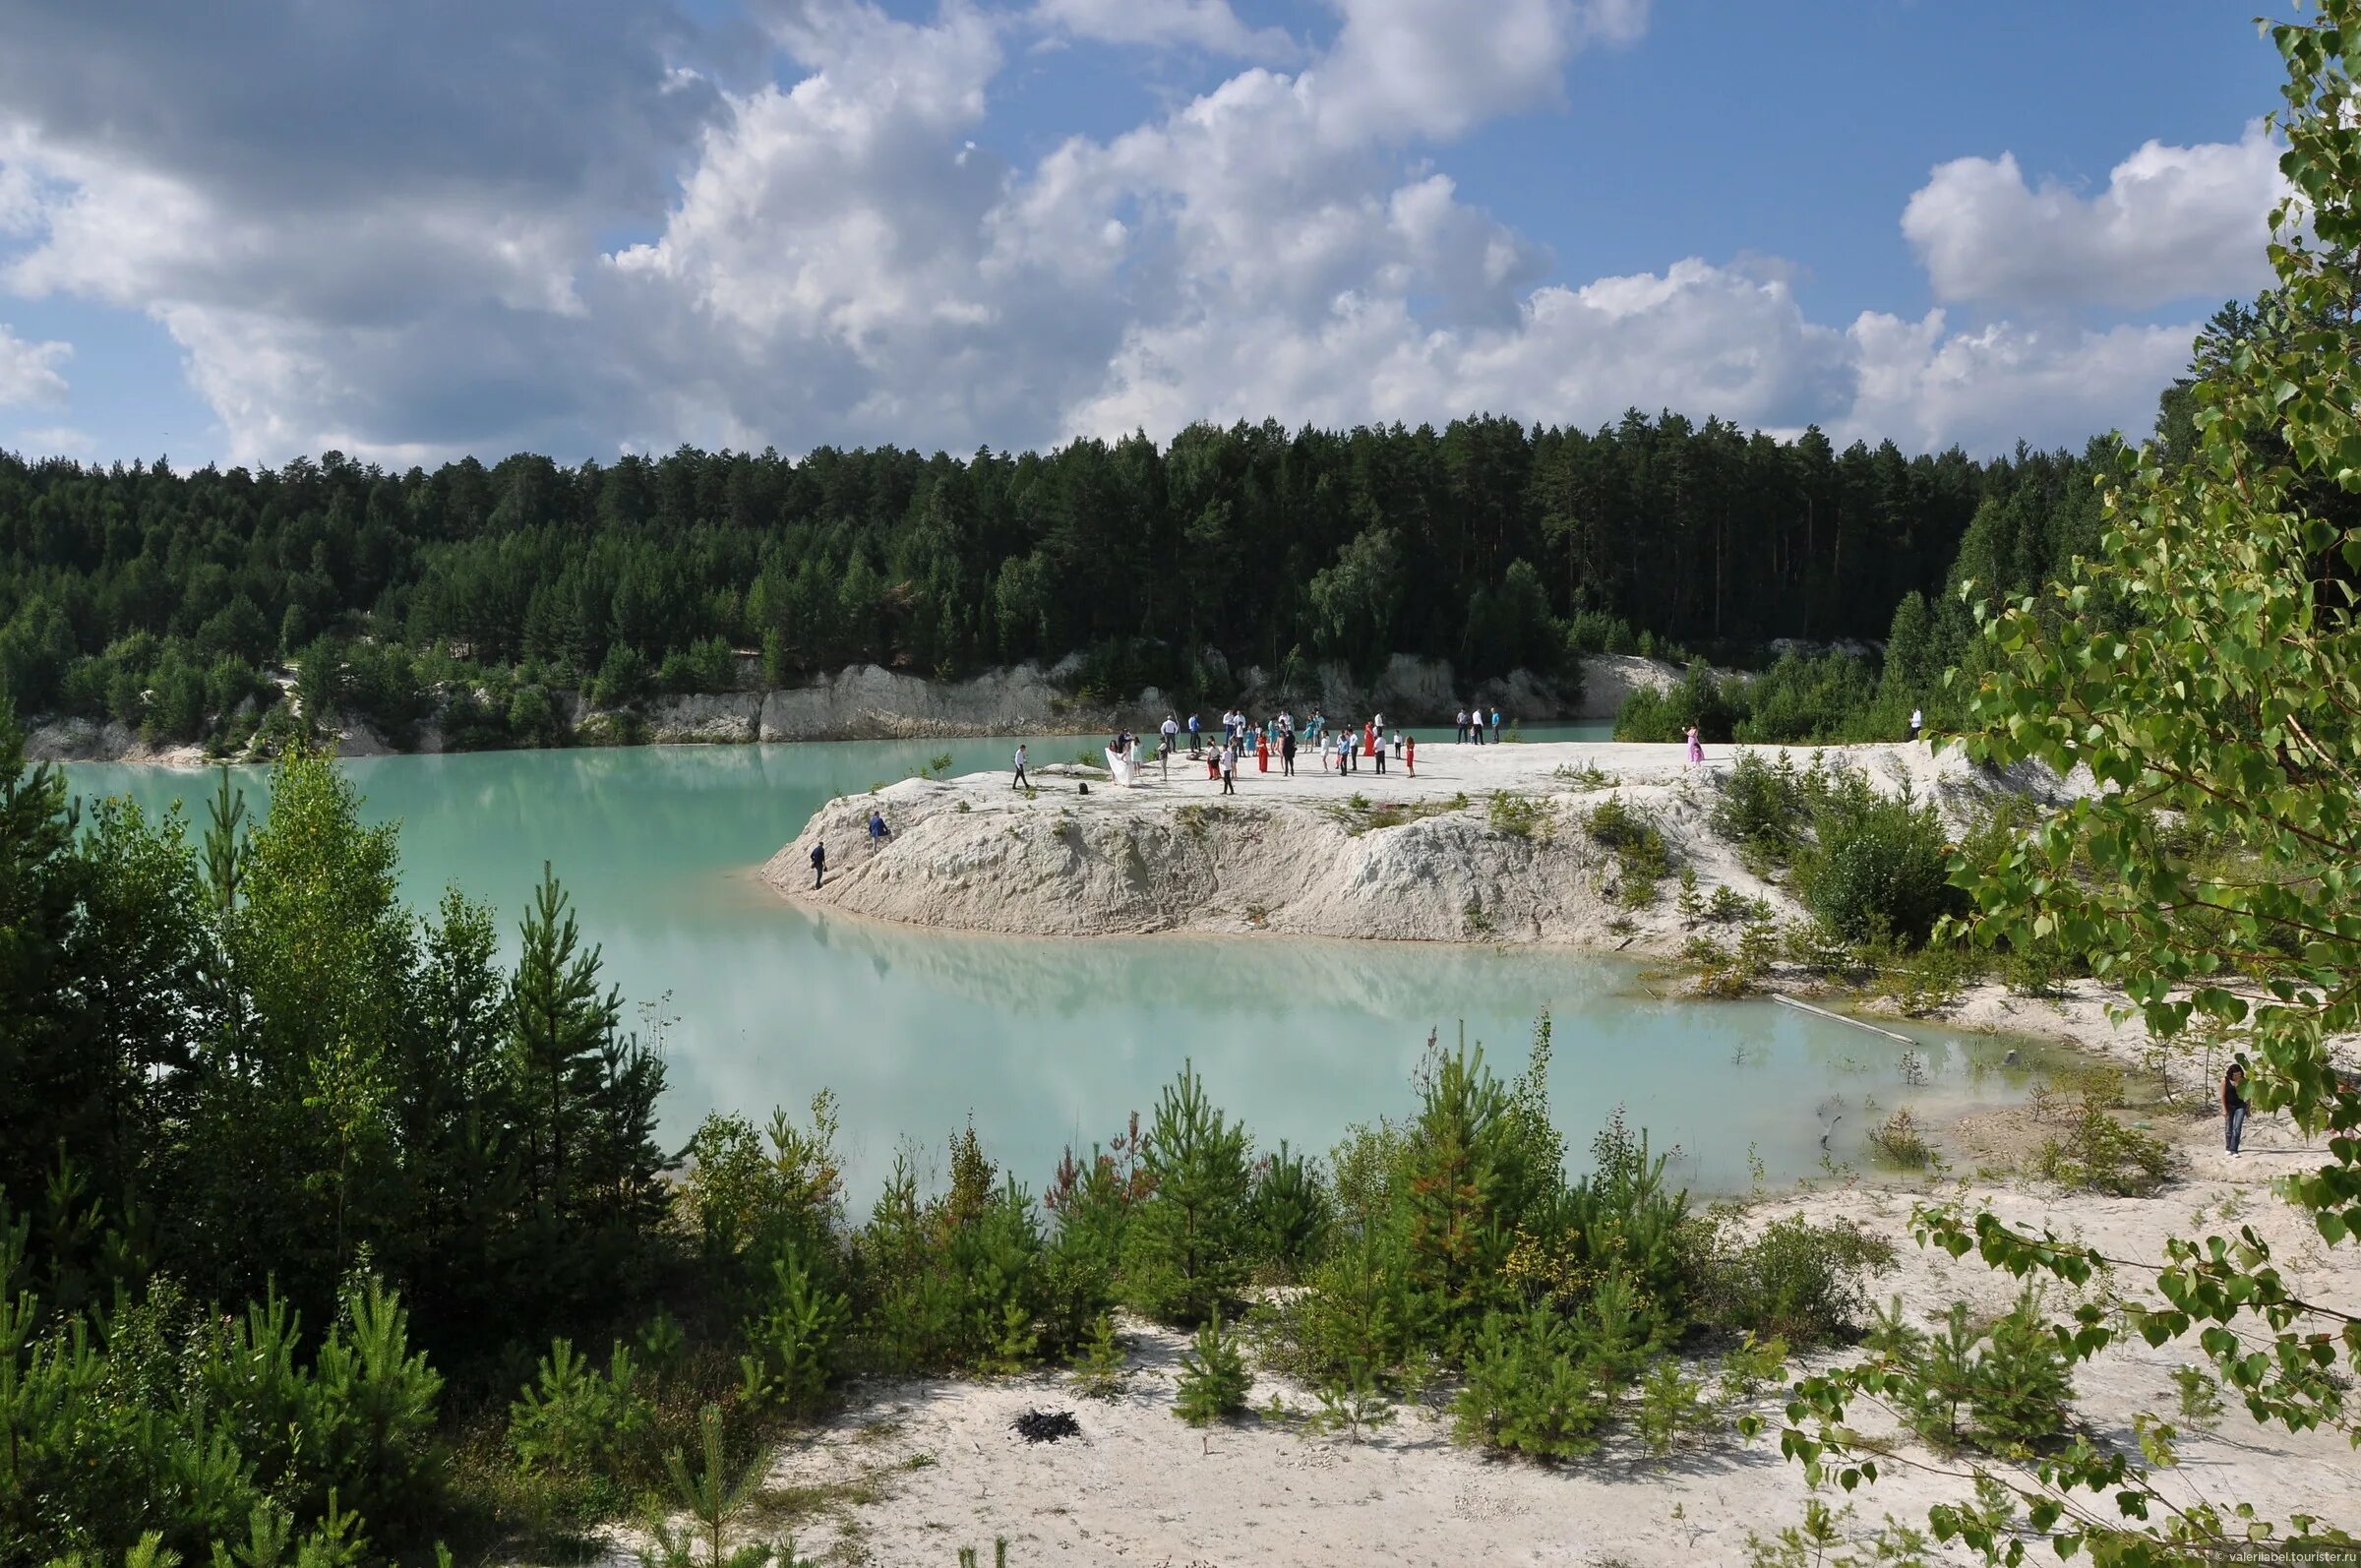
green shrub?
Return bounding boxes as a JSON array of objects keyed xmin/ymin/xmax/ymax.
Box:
[
  {"xmin": 1308, "ymin": 1360, "xmax": 1396, "ymax": 1443},
  {"xmin": 1487, "ymin": 792, "xmax": 1550, "ymax": 840},
  {"xmin": 1173, "ymin": 1312, "xmax": 1251, "ymax": 1425},
  {"xmin": 1971, "ymin": 1292, "xmax": 2077, "ymax": 1453},
  {"xmin": 855, "ymin": 1121, "xmax": 1107, "ymax": 1377},
  {"xmin": 1587, "ymin": 794, "xmax": 1653, "ymax": 853},
  {"xmin": 509, "ymin": 1338, "xmax": 655, "ymax": 1483},
  {"xmin": 1451, "ymin": 1307, "xmax": 1610, "ymax": 1460},
  {"xmin": 1876, "ymin": 1293, "xmax": 2077, "ymax": 1456},
  {"xmin": 1397, "ymin": 1038, "xmax": 1567, "ymax": 1356},
  {"xmin": 738, "ymin": 1250, "xmax": 848, "ymax": 1417},
  {"xmin": 1279, "ymin": 1225, "xmax": 1412, "ymax": 1383},
  {"xmin": 1123, "ymin": 1062, "xmax": 1253, "ymax": 1325},
  {"xmin": 1792, "ymin": 776, "xmax": 1961, "ymax": 946},
  {"xmin": 1243, "ymin": 1141, "xmax": 1332, "ymax": 1281},
  {"xmin": 1634, "ymin": 1357, "xmax": 1719, "ymax": 1458},
  {"xmin": 1071, "ymin": 1314, "xmax": 1128, "ymax": 1400},
  {"xmin": 591, "ymin": 642, "xmax": 652, "ymax": 706},
  {"xmin": 1865, "ymin": 1109, "xmax": 1932, "ymax": 1169},
  {"xmin": 0, "ymin": 1255, "xmax": 447, "ymax": 1562},
  {"xmin": 505, "ymin": 683, "xmax": 566, "ymax": 748},
  {"xmin": 2034, "ymin": 1105, "xmax": 2178, "ymax": 1196},
  {"xmin": 682, "ymin": 1100, "xmax": 848, "ymax": 1297},
  {"xmin": 1703, "ymin": 1216, "xmax": 1895, "ymax": 1351},
  {"xmin": 1613, "ymin": 660, "xmax": 1737, "ymax": 742},
  {"xmin": 2171, "ymin": 1363, "xmax": 2224, "ymax": 1429},
  {"xmin": 1589, "ymin": 796, "xmax": 1671, "ymax": 902},
  {"xmin": 1712, "ymin": 750, "xmax": 1813, "ymax": 867}
]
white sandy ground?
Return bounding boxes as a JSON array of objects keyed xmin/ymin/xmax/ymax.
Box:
[{"xmin": 583, "ymin": 1112, "xmax": 2358, "ymax": 1568}]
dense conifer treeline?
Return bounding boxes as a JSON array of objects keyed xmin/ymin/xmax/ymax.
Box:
[{"xmin": 0, "ymin": 412, "xmax": 2126, "ymax": 749}]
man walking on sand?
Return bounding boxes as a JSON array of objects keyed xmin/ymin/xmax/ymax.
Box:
[
  {"xmin": 809, "ymin": 840, "xmax": 826, "ymax": 889},
  {"xmin": 1012, "ymin": 744, "xmax": 1030, "ymax": 789}
]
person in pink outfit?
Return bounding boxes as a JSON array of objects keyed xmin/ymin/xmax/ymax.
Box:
[{"xmin": 1685, "ymin": 725, "xmax": 1704, "ymax": 766}]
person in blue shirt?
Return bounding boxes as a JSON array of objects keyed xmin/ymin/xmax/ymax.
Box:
[{"xmin": 869, "ymin": 810, "xmax": 890, "ymax": 842}]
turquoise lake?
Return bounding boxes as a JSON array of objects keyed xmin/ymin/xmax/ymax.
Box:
[{"xmin": 61, "ymin": 723, "xmax": 2039, "ymax": 1203}]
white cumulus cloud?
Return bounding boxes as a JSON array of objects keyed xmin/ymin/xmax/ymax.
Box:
[
  {"xmin": 1031, "ymin": 0, "xmax": 1297, "ymax": 59},
  {"xmin": 1844, "ymin": 309, "xmax": 2197, "ymax": 453},
  {"xmin": 1903, "ymin": 119, "xmax": 2284, "ymax": 311},
  {"xmin": 0, "ymin": 0, "xmax": 2246, "ymax": 465},
  {"xmin": 0, "ymin": 322, "xmax": 70, "ymax": 406}
]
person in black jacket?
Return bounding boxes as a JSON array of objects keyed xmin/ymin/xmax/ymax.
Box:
[
  {"xmin": 2222, "ymin": 1058, "xmax": 2249, "ymax": 1155},
  {"xmin": 809, "ymin": 840, "xmax": 826, "ymax": 889}
]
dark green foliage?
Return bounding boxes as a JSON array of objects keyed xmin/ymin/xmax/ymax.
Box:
[
  {"xmin": 1122, "ymin": 1062, "xmax": 1253, "ymax": 1326},
  {"xmin": 507, "ymin": 1338, "xmax": 657, "ymax": 1523},
  {"xmin": 0, "ymin": 1237, "xmax": 443, "ymax": 1564},
  {"xmin": 1308, "ymin": 1359, "xmax": 1396, "ymax": 1443},
  {"xmin": 2033, "ymin": 1105, "xmax": 2178, "ymax": 1196},
  {"xmin": 1702, "ymin": 1215, "xmax": 1896, "ymax": 1352},
  {"xmin": 1070, "ymin": 1313, "xmax": 1127, "ymax": 1400},
  {"xmin": 1395, "ymin": 1037, "xmax": 1563, "ymax": 1357},
  {"xmin": 1870, "ymin": 1293, "xmax": 2077, "ymax": 1456},
  {"xmin": 1791, "ymin": 775, "xmax": 1963, "ymax": 946},
  {"xmin": 739, "ymin": 1252, "xmax": 848, "ymax": 1417},
  {"xmin": 1586, "ymin": 796, "xmax": 1670, "ymax": 896},
  {"xmin": 1451, "ymin": 1307, "xmax": 1612, "ymax": 1461},
  {"xmin": 0, "ymin": 417, "xmax": 2055, "ymax": 744},
  {"xmin": 1172, "ymin": 1311, "xmax": 1250, "ymax": 1425},
  {"xmin": 1614, "ymin": 660, "xmax": 1739, "ymax": 742},
  {"xmin": 0, "ymin": 716, "xmax": 685, "ymax": 1557},
  {"xmin": 1633, "ymin": 1356, "xmax": 1719, "ymax": 1458},
  {"xmin": 1712, "ymin": 749, "xmax": 1815, "ymax": 868},
  {"xmin": 1243, "ymin": 1141, "xmax": 1331, "ymax": 1282}
]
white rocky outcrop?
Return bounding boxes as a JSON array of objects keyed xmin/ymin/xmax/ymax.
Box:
[{"xmin": 761, "ymin": 740, "xmax": 2008, "ymax": 950}]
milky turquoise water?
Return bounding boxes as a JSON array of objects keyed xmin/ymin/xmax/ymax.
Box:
[{"xmin": 60, "ymin": 723, "xmax": 2041, "ymax": 1201}]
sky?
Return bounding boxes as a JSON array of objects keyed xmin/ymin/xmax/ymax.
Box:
[{"xmin": 0, "ymin": 0, "xmax": 2296, "ymax": 470}]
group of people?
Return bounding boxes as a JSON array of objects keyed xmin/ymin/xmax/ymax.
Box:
[
  {"xmin": 1456, "ymin": 705, "xmax": 1503, "ymax": 744},
  {"xmin": 1149, "ymin": 707, "xmax": 1428, "ymax": 794}
]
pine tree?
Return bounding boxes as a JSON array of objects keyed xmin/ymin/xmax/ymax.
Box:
[
  {"xmin": 1121, "ymin": 1061, "xmax": 1251, "ymax": 1325},
  {"xmin": 507, "ymin": 863, "xmax": 622, "ymax": 1223},
  {"xmin": 1173, "ymin": 1311, "xmax": 1250, "ymax": 1426}
]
